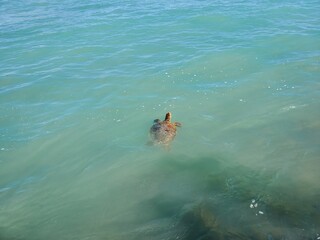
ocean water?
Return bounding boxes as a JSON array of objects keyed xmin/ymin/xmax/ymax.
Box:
[{"xmin": 1, "ymin": 0, "xmax": 320, "ymax": 239}]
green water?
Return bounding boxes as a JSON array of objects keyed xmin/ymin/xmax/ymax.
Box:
[{"xmin": 1, "ymin": 0, "xmax": 320, "ymax": 239}]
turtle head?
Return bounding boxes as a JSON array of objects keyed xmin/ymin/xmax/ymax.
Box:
[{"xmin": 164, "ymin": 112, "xmax": 172, "ymax": 122}]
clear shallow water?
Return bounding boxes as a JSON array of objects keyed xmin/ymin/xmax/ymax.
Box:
[{"xmin": 1, "ymin": 0, "xmax": 320, "ymax": 239}]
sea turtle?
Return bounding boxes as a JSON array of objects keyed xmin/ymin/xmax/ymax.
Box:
[{"xmin": 149, "ymin": 112, "xmax": 181, "ymax": 149}]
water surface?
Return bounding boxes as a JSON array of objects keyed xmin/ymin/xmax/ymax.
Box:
[{"xmin": 1, "ymin": 0, "xmax": 320, "ymax": 239}]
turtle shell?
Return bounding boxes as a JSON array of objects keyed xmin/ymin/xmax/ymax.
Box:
[{"xmin": 149, "ymin": 112, "xmax": 181, "ymax": 147}]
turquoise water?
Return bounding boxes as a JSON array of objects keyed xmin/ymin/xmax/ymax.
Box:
[{"xmin": 1, "ymin": 0, "xmax": 320, "ymax": 239}]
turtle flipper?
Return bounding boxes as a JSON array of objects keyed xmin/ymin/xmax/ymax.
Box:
[{"xmin": 174, "ymin": 122, "xmax": 182, "ymax": 127}]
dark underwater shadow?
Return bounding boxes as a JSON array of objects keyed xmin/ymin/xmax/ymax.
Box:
[
  {"xmin": 0, "ymin": 231, "xmax": 26, "ymax": 240},
  {"xmin": 128, "ymin": 154, "xmax": 320, "ymax": 240}
]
